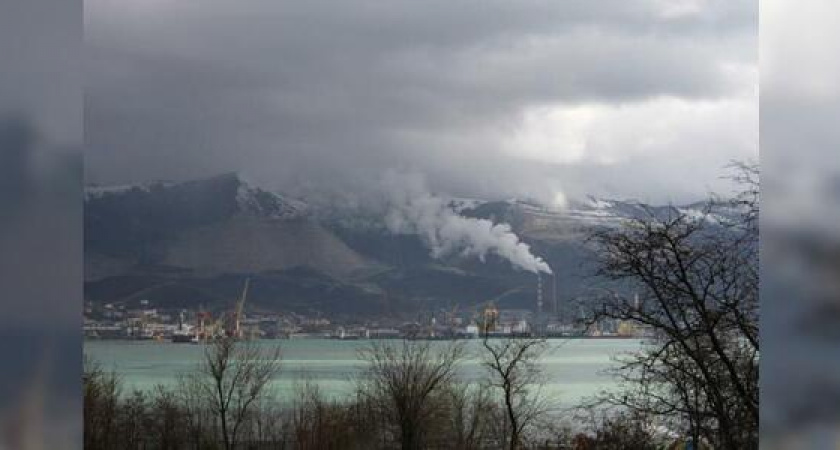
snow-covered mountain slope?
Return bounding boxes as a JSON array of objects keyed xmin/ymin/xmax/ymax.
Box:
[
  {"xmin": 448, "ymin": 195, "xmax": 735, "ymax": 243},
  {"xmin": 85, "ymin": 181, "xmax": 175, "ymax": 200}
]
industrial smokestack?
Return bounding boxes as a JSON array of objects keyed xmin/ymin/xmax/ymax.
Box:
[{"xmin": 537, "ymin": 273, "xmax": 543, "ymax": 315}]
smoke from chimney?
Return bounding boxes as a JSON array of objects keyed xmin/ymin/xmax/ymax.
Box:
[{"xmin": 382, "ymin": 170, "xmax": 552, "ymax": 274}]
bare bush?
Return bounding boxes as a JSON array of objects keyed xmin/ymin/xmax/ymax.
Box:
[
  {"xmin": 287, "ymin": 380, "xmax": 376, "ymax": 449},
  {"xmin": 569, "ymin": 409, "xmax": 661, "ymax": 450},
  {"xmin": 83, "ymin": 357, "xmax": 121, "ymax": 450},
  {"xmin": 439, "ymin": 382, "xmax": 498, "ymax": 450},
  {"xmin": 146, "ymin": 385, "xmax": 189, "ymax": 450},
  {"xmin": 358, "ymin": 339, "xmax": 464, "ymax": 450}
]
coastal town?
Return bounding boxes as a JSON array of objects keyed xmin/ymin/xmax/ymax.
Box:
[{"xmin": 83, "ymin": 297, "xmax": 653, "ymax": 342}]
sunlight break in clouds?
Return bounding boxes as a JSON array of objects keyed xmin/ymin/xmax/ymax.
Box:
[{"xmin": 503, "ymin": 96, "xmax": 757, "ymax": 170}]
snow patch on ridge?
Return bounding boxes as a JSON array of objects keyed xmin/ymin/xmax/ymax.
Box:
[
  {"xmin": 235, "ymin": 180, "xmax": 309, "ymax": 219},
  {"xmin": 84, "ymin": 181, "xmax": 173, "ymax": 200}
]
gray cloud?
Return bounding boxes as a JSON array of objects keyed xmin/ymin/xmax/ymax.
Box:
[{"xmin": 86, "ymin": 0, "xmax": 757, "ymax": 204}]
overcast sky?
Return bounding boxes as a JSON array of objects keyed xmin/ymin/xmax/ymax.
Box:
[{"xmin": 85, "ymin": 0, "xmax": 757, "ymax": 205}]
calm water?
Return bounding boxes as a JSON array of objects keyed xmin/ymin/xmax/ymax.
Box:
[{"xmin": 84, "ymin": 338, "xmax": 642, "ymax": 406}]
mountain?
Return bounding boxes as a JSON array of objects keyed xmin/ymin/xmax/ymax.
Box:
[
  {"xmin": 85, "ymin": 173, "xmax": 372, "ymax": 279},
  {"xmin": 84, "ymin": 173, "xmax": 723, "ymax": 317}
]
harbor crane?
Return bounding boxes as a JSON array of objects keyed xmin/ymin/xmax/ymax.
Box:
[{"xmin": 233, "ymin": 277, "xmax": 250, "ymax": 339}]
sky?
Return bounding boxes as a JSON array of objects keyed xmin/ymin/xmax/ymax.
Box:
[{"xmin": 85, "ymin": 0, "xmax": 757, "ymax": 205}]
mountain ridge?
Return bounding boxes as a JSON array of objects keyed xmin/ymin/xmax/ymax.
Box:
[{"xmin": 84, "ymin": 173, "xmax": 725, "ymax": 317}]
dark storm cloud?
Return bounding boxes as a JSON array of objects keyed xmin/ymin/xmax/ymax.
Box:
[{"xmin": 86, "ymin": 0, "xmax": 757, "ymax": 203}]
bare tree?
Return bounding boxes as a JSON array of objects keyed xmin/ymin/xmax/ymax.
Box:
[
  {"xmin": 358, "ymin": 339, "xmax": 464, "ymax": 450},
  {"xmin": 185, "ymin": 337, "xmax": 282, "ymax": 450},
  {"xmin": 586, "ymin": 163, "xmax": 759, "ymax": 449},
  {"xmin": 480, "ymin": 335, "xmax": 548, "ymax": 450}
]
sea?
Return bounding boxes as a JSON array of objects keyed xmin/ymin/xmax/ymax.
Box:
[{"xmin": 84, "ymin": 338, "xmax": 643, "ymax": 408}]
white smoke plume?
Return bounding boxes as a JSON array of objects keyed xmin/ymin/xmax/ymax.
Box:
[{"xmin": 382, "ymin": 171, "xmax": 552, "ymax": 274}]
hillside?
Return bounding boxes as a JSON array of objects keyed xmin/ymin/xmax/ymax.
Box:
[
  {"xmin": 85, "ymin": 173, "xmax": 374, "ymax": 279},
  {"xmin": 84, "ymin": 173, "xmax": 722, "ymax": 317}
]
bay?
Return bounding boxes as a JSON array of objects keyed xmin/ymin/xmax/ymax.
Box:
[{"xmin": 84, "ymin": 338, "xmax": 642, "ymax": 407}]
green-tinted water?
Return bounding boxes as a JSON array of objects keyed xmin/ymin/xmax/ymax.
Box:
[{"xmin": 84, "ymin": 338, "xmax": 642, "ymax": 406}]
